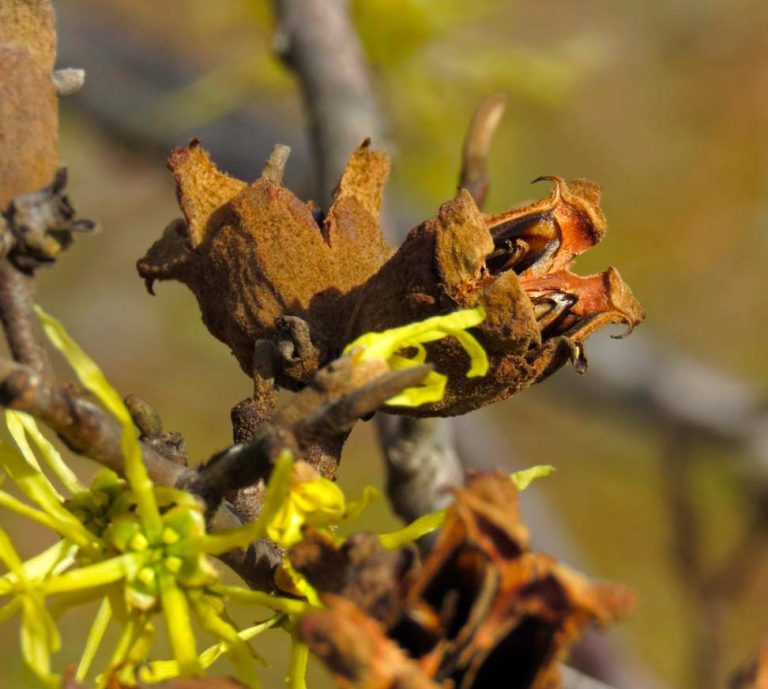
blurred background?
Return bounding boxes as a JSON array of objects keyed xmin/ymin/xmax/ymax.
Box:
[{"xmin": 2, "ymin": 1, "xmax": 768, "ymax": 688}]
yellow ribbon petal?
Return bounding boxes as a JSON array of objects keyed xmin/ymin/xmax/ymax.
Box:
[{"xmin": 343, "ymin": 308, "xmax": 488, "ymax": 406}]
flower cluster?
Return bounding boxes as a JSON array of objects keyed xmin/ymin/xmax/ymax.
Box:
[
  {"xmin": 0, "ymin": 306, "xmax": 551, "ymax": 688},
  {"xmin": 0, "ymin": 309, "xmax": 313, "ymax": 688}
]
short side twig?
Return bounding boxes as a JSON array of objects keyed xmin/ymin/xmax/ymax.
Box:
[{"xmin": 459, "ymin": 93, "xmax": 507, "ymax": 209}]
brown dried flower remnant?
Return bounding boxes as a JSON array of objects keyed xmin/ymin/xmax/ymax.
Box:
[
  {"xmin": 138, "ymin": 140, "xmax": 643, "ymax": 414},
  {"xmin": 1, "ymin": 167, "xmax": 96, "ymax": 271},
  {"xmin": 294, "ymin": 472, "xmax": 634, "ymax": 689}
]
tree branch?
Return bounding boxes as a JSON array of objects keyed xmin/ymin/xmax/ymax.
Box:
[
  {"xmin": 0, "ymin": 262, "xmax": 53, "ymax": 377},
  {"xmin": 197, "ymin": 357, "xmax": 432, "ymax": 509},
  {"xmin": 0, "ymin": 348, "xmax": 432, "ymax": 591},
  {"xmin": 272, "ymin": 0, "xmax": 384, "ymax": 206},
  {"xmin": 0, "ymin": 356, "xmax": 191, "ymax": 487}
]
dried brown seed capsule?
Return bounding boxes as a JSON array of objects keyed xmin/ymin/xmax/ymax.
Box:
[{"xmin": 138, "ymin": 141, "xmax": 644, "ymax": 415}]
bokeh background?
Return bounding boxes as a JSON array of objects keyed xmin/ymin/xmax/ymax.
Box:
[{"xmin": 2, "ymin": 1, "xmax": 768, "ymax": 688}]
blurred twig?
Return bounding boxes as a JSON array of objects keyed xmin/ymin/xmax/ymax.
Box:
[
  {"xmin": 376, "ymin": 415, "xmax": 463, "ymax": 534},
  {"xmin": 662, "ymin": 427, "xmax": 768, "ymax": 689},
  {"xmin": 459, "ymin": 93, "xmax": 507, "ymax": 209},
  {"xmin": 272, "ymin": 0, "xmax": 385, "ymax": 206},
  {"xmin": 54, "ymin": 5, "xmax": 309, "ymax": 188}
]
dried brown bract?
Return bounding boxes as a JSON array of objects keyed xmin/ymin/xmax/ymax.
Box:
[
  {"xmin": 138, "ymin": 141, "xmax": 643, "ymax": 413},
  {"xmin": 300, "ymin": 595, "xmax": 443, "ymax": 689},
  {"xmin": 295, "ymin": 473, "xmax": 635, "ymax": 689}
]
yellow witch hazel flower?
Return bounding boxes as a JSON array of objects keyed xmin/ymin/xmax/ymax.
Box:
[
  {"xmin": 258, "ymin": 459, "xmax": 377, "ymax": 606},
  {"xmin": 344, "ymin": 307, "xmax": 489, "ymax": 406},
  {"xmin": 266, "ymin": 461, "xmax": 378, "ymax": 549}
]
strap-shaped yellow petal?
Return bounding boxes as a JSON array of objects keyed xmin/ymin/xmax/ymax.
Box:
[
  {"xmin": 75, "ymin": 596, "xmax": 112, "ymax": 682},
  {"xmin": 15, "ymin": 412, "xmax": 83, "ymax": 495},
  {"xmin": 36, "ymin": 306, "xmax": 162, "ymax": 539},
  {"xmin": 41, "ymin": 553, "xmax": 143, "ymax": 595},
  {"xmin": 287, "ymin": 634, "xmax": 309, "ymax": 689},
  {"xmin": 343, "ymin": 308, "xmax": 488, "ymax": 407},
  {"xmin": 0, "ymin": 541, "xmax": 76, "ymax": 596},
  {"xmin": 212, "ymin": 585, "xmax": 312, "ymax": 617},
  {"xmin": 139, "ymin": 614, "xmax": 282, "ymax": 683},
  {"xmin": 191, "ymin": 594, "xmax": 261, "ymax": 689},
  {"xmin": 158, "ymin": 567, "xmax": 201, "ymax": 676},
  {"xmin": 510, "ymin": 465, "xmax": 556, "ymax": 490}
]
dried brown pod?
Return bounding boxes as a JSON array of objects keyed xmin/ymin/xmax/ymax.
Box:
[
  {"xmin": 348, "ymin": 177, "xmax": 644, "ymax": 415},
  {"xmin": 391, "ymin": 472, "xmax": 635, "ymax": 689},
  {"xmin": 300, "ymin": 595, "xmax": 443, "ymax": 689},
  {"xmin": 138, "ymin": 139, "xmax": 391, "ymax": 390},
  {"xmin": 295, "ymin": 472, "xmax": 635, "ymax": 689},
  {"xmin": 290, "ymin": 529, "xmax": 414, "ymax": 627},
  {"xmin": 138, "ymin": 141, "xmax": 643, "ymax": 413}
]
